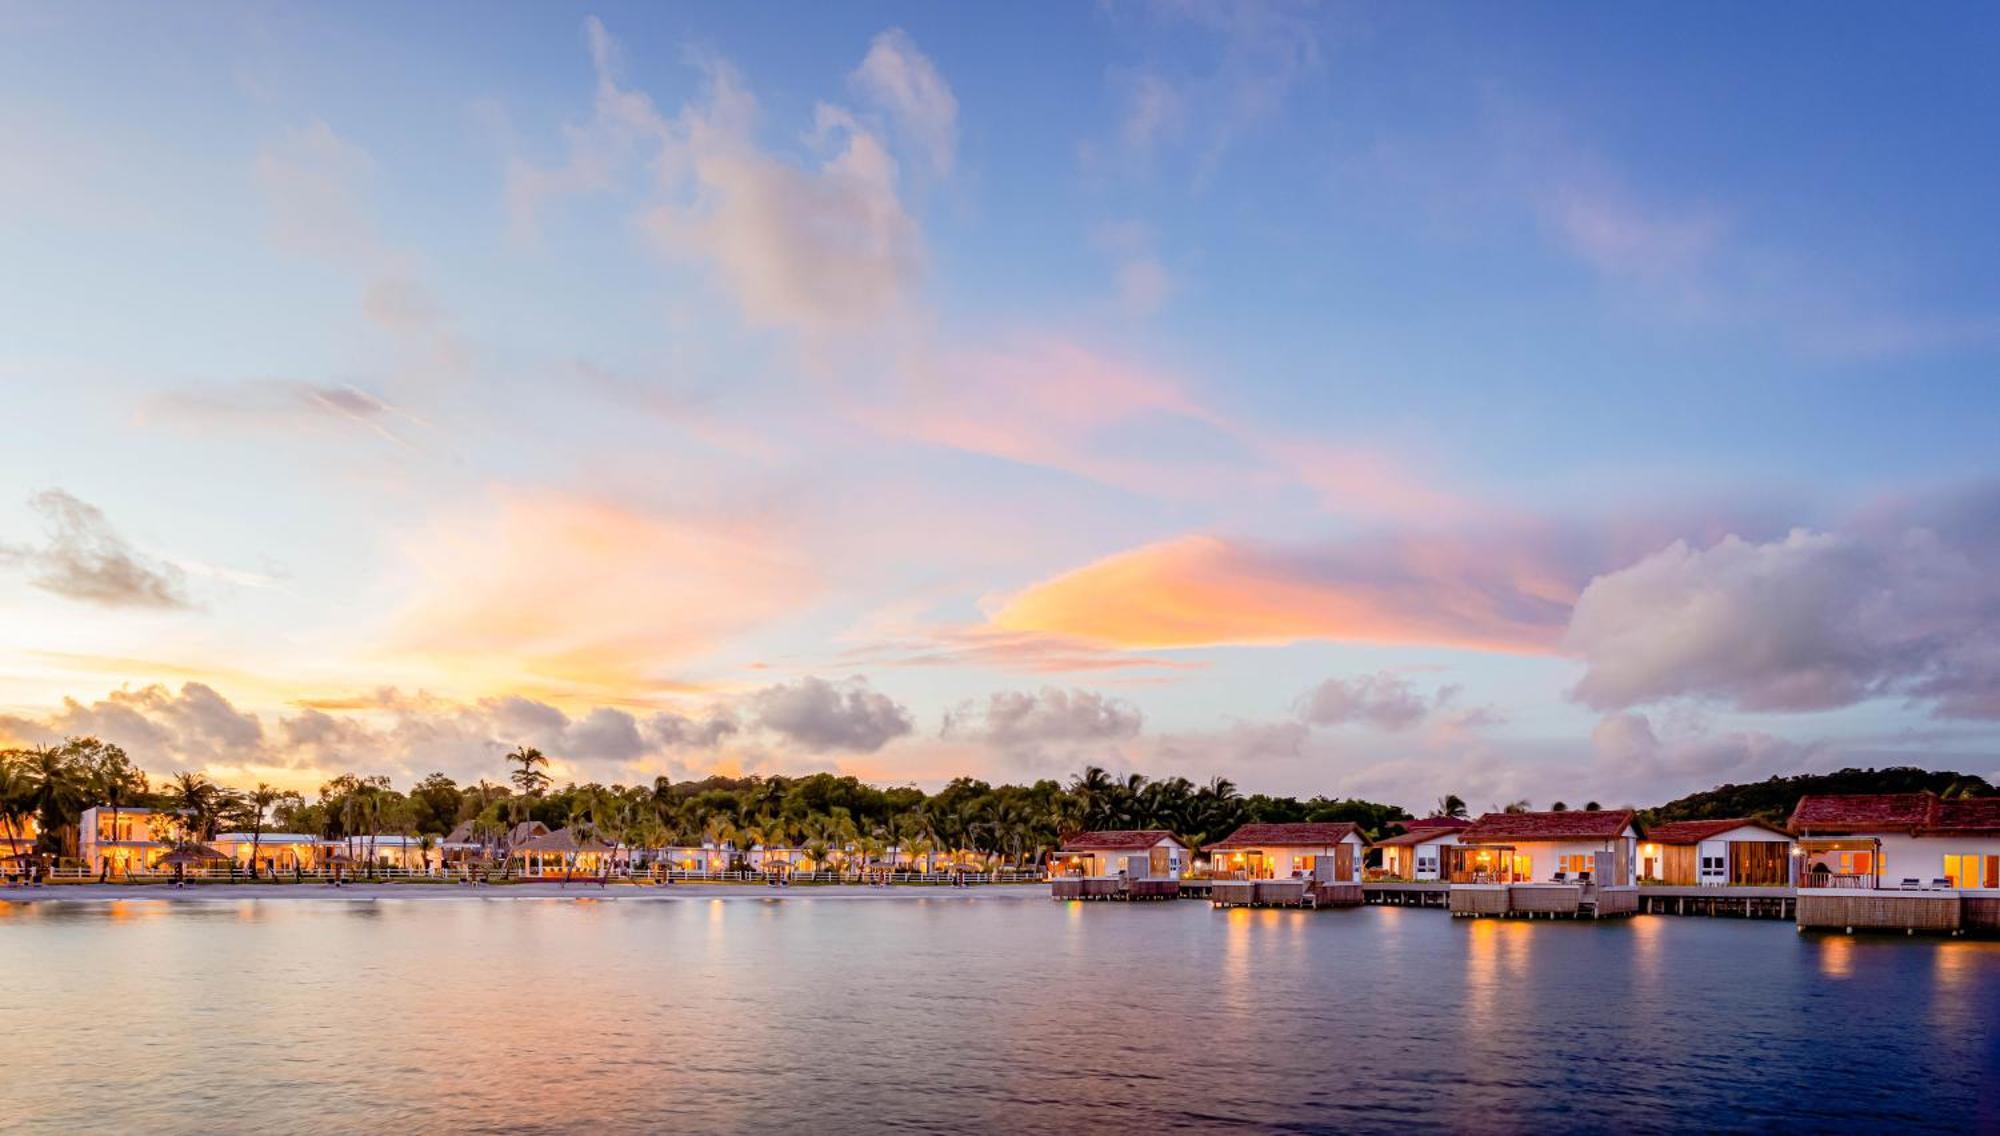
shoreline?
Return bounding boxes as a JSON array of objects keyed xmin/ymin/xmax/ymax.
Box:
[{"xmin": 0, "ymin": 882, "xmax": 1051, "ymax": 903}]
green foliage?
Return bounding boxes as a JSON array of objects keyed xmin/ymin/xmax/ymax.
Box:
[{"xmin": 1645, "ymin": 766, "xmax": 1996, "ymax": 825}]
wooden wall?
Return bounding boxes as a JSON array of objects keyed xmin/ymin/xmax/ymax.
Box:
[
  {"xmin": 1730, "ymin": 841, "xmax": 1790, "ymax": 886},
  {"xmin": 1660, "ymin": 846, "xmax": 1697, "ymax": 885}
]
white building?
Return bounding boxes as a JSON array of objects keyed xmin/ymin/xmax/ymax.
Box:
[
  {"xmin": 1638, "ymin": 819, "xmax": 1793, "ymax": 886},
  {"xmin": 1790, "ymin": 793, "xmax": 2000, "ymax": 890},
  {"xmin": 1206, "ymin": 822, "xmax": 1366, "ymax": 883},
  {"xmin": 1052, "ymin": 830, "xmax": 1189, "ymax": 879},
  {"xmin": 1375, "ymin": 817, "xmax": 1468, "ymax": 881},
  {"xmin": 1453, "ymin": 810, "xmax": 1641, "ymax": 886}
]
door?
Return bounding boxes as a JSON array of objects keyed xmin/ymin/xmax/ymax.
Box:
[
  {"xmin": 1334, "ymin": 843, "xmax": 1354, "ymax": 882},
  {"xmin": 1149, "ymin": 847, "xmax": 1170, "ymax": 877}
]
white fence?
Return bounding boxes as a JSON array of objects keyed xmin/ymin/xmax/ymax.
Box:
[{"xmin": 23, "ymin": 865, "xmax": 1048, "ymax": 886}]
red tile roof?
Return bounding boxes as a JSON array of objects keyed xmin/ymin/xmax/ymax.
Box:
[
  {"xmin": 1059, "ymin": 829, "xmax": 1180, "ymax": 852},
  {"xmin": 1375, "ymin": 827, "xmax": 1465, "ymax": 847},
  {"xmin": 1208, "ymin": 822, "xmax": 1363, "ymax": 850},
  {"xmin": 1932, "ymin": 797, "xmax": 2000, "ymax": 834},
  {"xmin": 1644, "ymin": 818, "xmax": 1791, "ymax": 845},
  {"xmin": 1403, "ymin": 816, "xmax": 1470, "ymax": 831},
  {"xmin": 1789, "ymin": 793, "xmax": 1936, "ymax": 835},
  {"xmin": 1461, "ymin": 809, "xmax": 1637, "ymax": 843},
  {"xmin": 1792, "ymin": 793, "xmax": 2000, "ymax": 835}
]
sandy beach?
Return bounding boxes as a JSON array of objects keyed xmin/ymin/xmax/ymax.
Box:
[{"xmin": 0, "ymin": 882, "xmax": 1050, "ymax": 903}]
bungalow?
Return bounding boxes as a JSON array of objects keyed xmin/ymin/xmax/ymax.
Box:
[
  {"xmin": 211, "ymin": 832, "xmax": 322, "ymax": 873},
  {"xmin": 1207, "ymin": 822, "xmax": 1366, "ymax": 884},
  {"xmin": 1374, "ymin": 817, "xmax": 1469, "ymax": 882},
  {"xmin": 77, "ymin": 806, "xmax": 172, "ymax": 874},
  {"xmin": 1052, "ymin": 830, "xmax": 1188, "ymax": 879},
  {"xmin": 1448, "ymin": 810, "xmax": 1642, "ymax": 919},
  {"xmin": 660, "ymin": 844, "xmax": 733, "ymax": 874},
  {"xmin": 1789, "ymin": 793, "xmax": 2000, "ymax": 890},
  {"xmin": 1638, "ymin": 819, "xmax": 1794, "ymax": 887}
]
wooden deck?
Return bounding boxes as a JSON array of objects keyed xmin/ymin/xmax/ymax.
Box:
[
  {"xmin": 1447, "ymin": 883, "xmax": 1639, "ymax": 919},
  {"xmin": 1797, "ymin": 888, "xmax": 1966, "ymax": 934},
  {"xmin": 1049, "ymin": 877, "xmax": 1181, "ymax": 901},
  {"xmin": 1637, "ymin": 886, "xmax": 1796, "ymax": 920}
]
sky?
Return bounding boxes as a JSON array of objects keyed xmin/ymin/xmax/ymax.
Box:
[{"xmin": 3, "ymin": 1, "xmax": 1999, "ymax": 812}]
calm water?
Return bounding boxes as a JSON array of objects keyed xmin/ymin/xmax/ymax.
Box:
[{"xmin": 3, "ymin": 894, "xmax": 1997, "ymax": 1134}]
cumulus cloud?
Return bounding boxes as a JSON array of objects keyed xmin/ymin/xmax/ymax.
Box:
[
  {"xmin": 646, "ymin": 709, "xmax": 740, "ymax": 749},
  {"xmin": 1, "ymin": 489, "xmax": 190, "ymax": 609},
  {"xmin": 1567, "ymin": 487, "xmax": 2000, "ymax": 718},
  {"xmin": 850, "ymin": 28, "xmax": 958, "ymax": 177},
  {"xmin": 1295, "ymin": 673, "xmax": 1435, "ymax": 731},
  {"xmin": 1590, "ymin": 710, "xmax": 1815, "ymax": 803},
  {"xmin": 941, "ymin": 687, "xmax": 1142, "ymax": 750},
  {"xmin": 747, "ymin": 675, "xmax": 913, "ymax": 753}
]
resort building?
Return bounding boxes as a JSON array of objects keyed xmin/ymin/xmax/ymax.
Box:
[
  {"xmin": 1053, "ymin": 830, "xmax": 1188, "ymax": 879},
  {"xmin": 1789, "ymin": 793, "xmax": 2000, "ymax": 890},
  {"xmin": 510, "ymin": 827, "xmax": 623, "ymax": 877},
  {"xmin": 1448, "ymin": 810, "xmax": 1642, "ymax": 919},
  {"xmin": 212, "ymin": 832, "xmax": 322, "ymax": 873},
  {"xmin": 77, "ymin": 806, "xmax": 172, "ymax": 874},
  {"xmin": 440, "ymin": 819, "xmax": 550, "ymax": 866},
  {"xmin": 1374, "ymin": 817, "xmax": 1468, "ymax": 881},
  {"xmin": 1, "ymin": 815, "xmax": 37, "ymax": 856},
  {"xmin": 1208, "ymin": 823, "xmax": 1366, "ymax": 883},
  {"xmin": 1638, "ymin": 819, "xmax": 1794, "ymax": 887}
]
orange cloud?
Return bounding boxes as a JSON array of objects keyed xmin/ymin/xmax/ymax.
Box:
[
  {"xmin": 386, "ymin": 489, "xmax": 817, "ymax": 700},
  {"xmin": 988, "ymin": 531, "xmax": 1578, "ymax": 655}
]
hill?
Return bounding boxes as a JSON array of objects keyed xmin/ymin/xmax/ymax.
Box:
[{"xmin": 1645, "ymin": 766, "xmax": 1994, "ymax": 825}]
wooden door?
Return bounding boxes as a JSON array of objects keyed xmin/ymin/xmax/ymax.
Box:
[
  {"xmin": 1334, "ymin": 843, "xmax": 1354, "ymax": 882},
  {"xmin": 1149, "ymin": 847, "xmax": 1169, "ymax": 877}
]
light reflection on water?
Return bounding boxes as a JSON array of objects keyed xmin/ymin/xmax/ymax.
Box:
[{"xmin": 1, "ymin": 898, "xmax": 1996, "ymax": 1134}]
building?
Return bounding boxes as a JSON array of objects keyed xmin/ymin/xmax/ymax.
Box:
[
  {"xmin": 77, "ymin": 806, "xmax": 171, "ymax": 874},
  {"xmin": 1207, "ymin": 823, "xmax": 1366, "ymax": 883},
  {"xmin": 511, "ymin": 827, "xmax": 621, "ymax": 877},
  {"xmin": 660, "ymin": 844, "xmax": 732, "ymax": 874},
  {"xmin": 1448, "ymin": 809, "xmax": 1642, "ymax": 919},
  {"xmin": 211, "ymin": 832, "xmax": 323, "ymax": 873},
  {"xmin": 1052, "ymin": 830, "xmax": 1188, "ymax": 879},
  {"xmin": 1374, "ymin": 817, "xmax": 1469, "ymax": 881},
  {"xmin": 1639, "ymin": 819, "xmax": 1794, "ymax": 887},
  {"xmin": 1789, "ymin": 793, "xmax": 2000, "ymax": 890}
]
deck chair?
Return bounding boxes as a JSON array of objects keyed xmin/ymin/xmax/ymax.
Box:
[
  {"xmin": 1577, "ymin": 871, "xmax": 1592, "ymax": 885},
  {"xmin": 1552, "ymin": 872, "xmax": 1567, "ymax": 883},
  {"xmin": 1932, "ymin": 878, "xmax": 1951, "ymax": 890},
  {"xmin": 1900, "ymin": 878, "xmax": 1921, "ymax": 890}
]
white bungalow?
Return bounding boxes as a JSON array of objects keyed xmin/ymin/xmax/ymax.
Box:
[
  {"xmin": 1206, "ymin": 823, "xmax": 1366, "ymax": 883},
  {"xmin": 661, "ymin": 844, "xmax": 732, "ymax": 874},
  {"xmin": 1638, "ymin": 819, "xmax": 1794, "ymax": 887},
  {"xmin": 77, "ymin": 806, "xmax": 171, "ymax": 874},
  {"xmin": 1374, "ymin": 817, "xmax": 1468, "ymax": 881},
  {"xmin": 212, "ymin": 832, "xmax": 322, "ymax": 873},
  {"xmin": 1790, "ymin": 793, "xmax": 2000, "ymax": 890},
  {"xmin": 1052, "ymin": 830, "xmax": 1189, "ymax": 879},
  {"xmin": 1453, "ymin": 810, "xmax": 1641, "ymax": 886}
]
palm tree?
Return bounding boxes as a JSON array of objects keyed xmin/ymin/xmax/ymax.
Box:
[
  {"xmin": 74, "ymin": 739, "xmax": 147, "ymax": 877},
  {"xmin": 0, "ymin": 752, "xmax": 38, "ymax": 858},
  {"xmin": 170, "ymin": 771, "xmax": 228, "ymax": 841},
  {"xmin": 24, "ymin": 745, "xmax": 83, "ymax": 858},
  {"xmin": 1435, "ymin": 794, "xmax": 1469, "ymax": 819},
  {"xmin": 507, "ymin": 746, "xmax": 551, "ymax": 797}
]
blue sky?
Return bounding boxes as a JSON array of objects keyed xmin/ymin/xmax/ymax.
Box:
[{"xmin": 3, "ymin": 1, "xmax": 1997, "ymax": 808}]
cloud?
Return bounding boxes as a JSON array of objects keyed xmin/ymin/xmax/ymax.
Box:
[
  {"xmin": 142, "ymin": 380, "xmax": 408, "ymax": 442},
  {"xmin": 645, "ymin": 709, "xmax": 740, "ymax": 749},
  {"xmin": 1100, "ymin": 0, "xmax": 1322, "ymax": 179},
  {"xmin": 1566, "ymin": 486, "xmax": 2000, "ymax": 718},
  {"xmin": 1590, "ymin": 710, "xmax": 1815, "ymax": 803},
  {"xmin": 1094, "ymin": 221, "xmax": 1172, "ymax": 317},
  {"xmin": 1, "ymin": 489, "xmax": 190, "ymax": 609},
  {"xmin": 851, "ymin": 28, "xmax": 959, "ymax": 177},
  {"xmin": 641, "ymin": 62, "xmax": 923, "ymax": 335},
  {"xmin": 990, "ymin": 529, "xmax": 1579, "ymax": 654},
  {"xmin": 1295, "ymin": 672, "xmax": 1434, "ymax": 731},
  {"xmin": 746, "ymin": 675, "xmax": 913, "ymax": 753},
  {"xmin": 941, "ymin": 687, "xmax": 1142, "ymax": 750},
  {"xmin": 388, "ymin": 489, "xmax": 818, "ymax": 698}
]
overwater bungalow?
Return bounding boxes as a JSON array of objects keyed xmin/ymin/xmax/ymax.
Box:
[
  {"xmin": 1638, "ymin": 819, "xmax": 1794, "ymax": 886},
  {"xmin": 1050, "ymin": 830, "xmax": 1189, "ymax": 899},
  {"xmin": 1448, "ymin": 809, "xmax": 1641, "ymax": 919},
  {"xmin": 1789, "ymin": 793, "xmax": 2000, "ymax": 934},
  {"xmin": 1206, "ymin": 822, "xmax": 1367, "ymax": 907},
  {"xmin": 1374, "ymin": 817, "xmax": 1468, "ymax": 881}
]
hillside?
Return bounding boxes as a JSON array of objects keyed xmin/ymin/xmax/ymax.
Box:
[{"xmin": 1645, "ymin": 767, "xmax": 1995, "ymax": 825}]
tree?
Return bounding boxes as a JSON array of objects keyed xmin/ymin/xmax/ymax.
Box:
[
  {"xmin": 507, "ymin": 746, "xmax": 551, "ymax": 797},
  {"xmin": 239, "ymin": 783, "xmax": 279, "ymax": 878},
  {"xmin": 0, "ymin": 751, "xmax": 39, "ymax": 858},
  {"xmin": 1435, "ymin": 794, "xmax": 1468, "ymax": 819},
  {"xmin": 73, "ymin": 739, "xmax": 146, "ymax": 877},
  {"xmin": 24, "ymin": 745, "xmax": 84, "ymax": 858}
]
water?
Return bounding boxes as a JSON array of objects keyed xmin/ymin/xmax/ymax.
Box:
[{"xmin": 2, "ymin": 894, "xmax": 1996, "ymax": 1134}]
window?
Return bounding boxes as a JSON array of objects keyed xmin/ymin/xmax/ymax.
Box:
[
  {"xmin": 1943, "ymin": 854, "xmax": 1993, "ymax": 889},
  {"xmin": 1416, "ymin": 853, "xmax": 1438, "ymax": 874},
  {"xmin": 1558, "ymin": 854, "xmax": 1591, "ymax": 877},
  {"xmin": 1700, "ymin": 854, "xmax": 1725, "ymax": 878},
  {"xmin": 1834, "ymin": 851, "xmax": 1873, "ymax": 876}
]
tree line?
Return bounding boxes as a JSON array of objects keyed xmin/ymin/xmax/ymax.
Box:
[{"xmin": 6, "ymin": 735, "xmax": 1991, "ymax": 870}]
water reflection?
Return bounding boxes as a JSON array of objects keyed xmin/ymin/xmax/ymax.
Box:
[{"xmin": 0, "ymin": 900, "xmax": 1989, "ymax": 1134}]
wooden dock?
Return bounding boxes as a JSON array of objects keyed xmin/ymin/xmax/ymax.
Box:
[
  {"xmin": 1364, "ymin": 882, "xmax": 1451, "ymax": 908},
  {"xmin": 1447, "ymin": 883, "xmax": 1639, "ymax": 920},
  {"xmin": 1637, "ymin": 886, "xmax": 1796, "ymax": 920},
  {"xmin": 1049, "ymin": 877, "xmax": 1181, "ymax": 901},
  {"xmin": 1796, "ymin": 888, "xmax": 1966, "ymax": 934}
]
